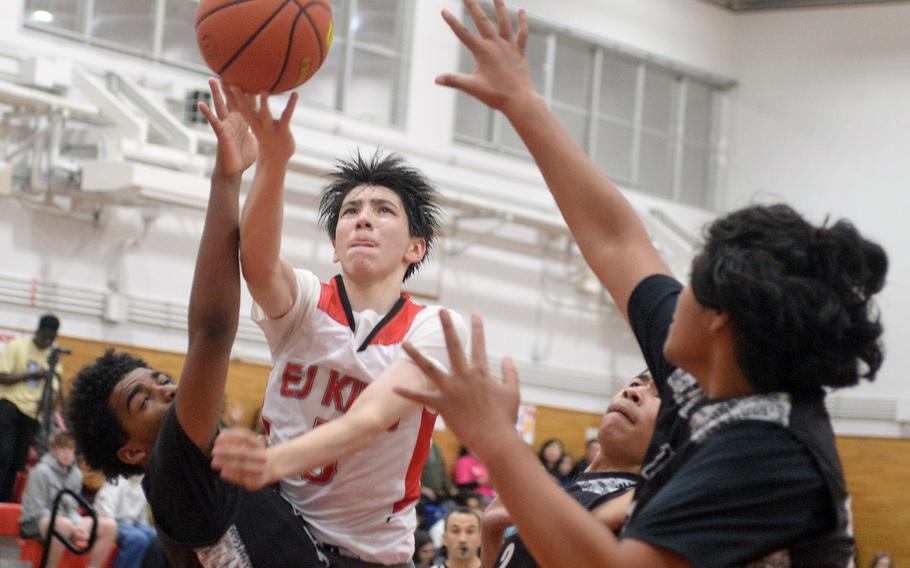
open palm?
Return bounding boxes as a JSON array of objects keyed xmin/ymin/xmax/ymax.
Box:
[{"xmin": 198, "ymin": 79, "xmax": 258, "ymax": 177}]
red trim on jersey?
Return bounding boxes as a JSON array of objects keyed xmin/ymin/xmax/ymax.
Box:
[
  {"xmin": 261, "ymin": 417, "xmax": 271, "ymax": 437},
  {"xmin": 370, "ymin": 296, "xmax": 426, "ymax": 346},
  {"xmin": 317, "ymin": 278, "xmax": 349, "ymax": 328},
  {"xmin": 393, "ymin": 408, "xmax": 437, "ymax": 513}
]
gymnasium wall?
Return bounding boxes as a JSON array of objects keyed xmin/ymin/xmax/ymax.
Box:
[
  {"xmin": 48, "ymin": 333, "xmax": 910, "ymax": 565},
  {"xmin": 725, "ymin": 4, "xmax": 910, "ymax": 419}
]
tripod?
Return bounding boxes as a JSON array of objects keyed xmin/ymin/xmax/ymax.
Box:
[{"xmin": 35, "ymin": 347, "xmax": 69, "ymax": 454}]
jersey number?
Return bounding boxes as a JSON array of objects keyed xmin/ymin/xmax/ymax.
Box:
[{"xmin": 303, "ymin": 418, "xmax": 337, "ymax": 485}]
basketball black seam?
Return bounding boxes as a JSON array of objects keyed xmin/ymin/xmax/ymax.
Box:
[
  {"xmin": 217, "ymin": 0, "xmax": 294, "ymax": 76},
  {"xmin": 195, "ymin": 0, "xmax": 258, "ymax": 29},
  {"xmin": 270, "ymin": 9, "xmax": 304, "ymax": 92},
  {"xmin": 300, "ymin": 4, "xmax": 326, "ymax": 66}
]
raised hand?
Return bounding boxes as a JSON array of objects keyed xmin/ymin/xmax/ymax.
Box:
[
  {"xmin": 437, "ymin": 0, "xmax": 535, "ymax": 115},
  {"xmin": 197, "ymin": 79, "xmax": 258, "ymax": 178},
  {"xmin": 223, "ymin": 86, "xmax": 298, "ymax": 165},
  {"xmin": 395, "ymin": 311, "xmax": 521, "ymax": 459},
  {"xmin": 210, "ymin": 428, "xmax": 276, "ymax": 491}
]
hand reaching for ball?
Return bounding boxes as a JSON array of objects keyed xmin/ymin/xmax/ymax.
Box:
[{"xmin": 197, "ymin": 78, "xmax": 258, "ymax": 179}]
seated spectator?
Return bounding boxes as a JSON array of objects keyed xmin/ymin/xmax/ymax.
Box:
[
  {"xmin": 869, "ymin": 552, "xmax": 894, "ymax": 568},
  {"xmin": 536, "ymin": 439, "xmax": 564, "ymax": 480},
  {"xmin": 430, "ymin": 491, "xmax": 485, "ymax": 549},
  {"xmin": 569, "ymin": 438, "xmax": 601, "ymax": 480},
  {"xmin": 95, "ymin": 475, "xmax": 159, "ymax": 568},
  {"xmin": 431, "ymin": 507, "xmax": 481, "ymax": 568},
  {"xmin": 414, "ymin": 529, "xmax": 438, "ymax": 568},
  {"xmin": 481, "ymin": 373, "xmax": 657, "ymax": 568},
  {"xmin": 555, "ymin": 454, "xmax": 574, "ymax": 487},
  {"xmin": 454, "ymin": 447, "xmax": 494, "ymax": 501},
  {"xmin": 422, "ymin": 440, "xmax": 458, "ymax": 506},
  {"xmin": 18, "ymin": 432, "xmax": 117, "ymax": 568}
]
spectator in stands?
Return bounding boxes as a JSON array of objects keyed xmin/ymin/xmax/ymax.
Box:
[
  {"xmin": 0, "ymin": 314, "xmax": 63, "ymax": 502},
  {"xmin": 569, "ymin": 439, "xmax": 600, "ymax": 480},
  {"xmin": 555, "ymin": 454, "xmax": 574, "ymax": 487},
  {"xmin": 869, "ymin": 552, "xmax": 894, "ymax": 568},
  {"xmin": 430, "ymin": 491, "xmax": 485, "ymax": 549},
  {"xmin": 414, "ymin": 529, "xmax": 437, "ymax": 568},
  {"xmin": 536, "ymin": 439, "xmax": 564, "ymax": 481},
  {"xmin": 432, "ymin": 507, "xmax": 481, "ymax": 568},
  {"xmin": 422, "ymin": 440, "xmax": 458, "ymax": 506},
  {"xmin": 18, "ymin": 432, "xmax": 117, "ymax": 568},
  {"xmin": 454, "ymin": 447, "xmax": 494, "ymax": 501},
  {"xmin": 95, "ymin": 475, "xmax": 158, "ymax": 568}
]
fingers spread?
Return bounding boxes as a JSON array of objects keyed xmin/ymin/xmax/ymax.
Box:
[
  {"xmin": 393, "ymin": 384, "xmax": 441, "ymax": 409},
  {"xmin": 516, "ymin": 9, "xmax": 529, "ymax": 51},
  {"xmin": 280, "ymin": 92, "xmax": 298, "ymax": 128},
  {"xmin": 197, "ymin": 102, "xmax": 220, "ymax": 132},
  {"xmin": 442, "ymin": 9, "xmax": 480, "ymax": 53},
  {"xmin": 501, "ymin": 356, "xmax": 519, "ymax": 390},
  {"xmin": 209, "ymin": 78, "xmax": 229, "ymax": 119},
  {"xmin": 257, "ymin": 92, "xmax": 272, "ymax": 122},
  {"xmin": 402, "ymin": 342, "xmax": 446, "ymax": 389},
  {"xmin": 465, "ymin": 0, "xmax": 496, "ymax": 39},
  {"xmin": 439, "ymin": 309, "xmax": 469, "ymax": 377},
  {"xmin": 493, "ymin": 0, "xmax": 513, "ymax": 41},
  {"xmin": 470, "ymin": 313, "xmax": 489, "ymax": 373}
]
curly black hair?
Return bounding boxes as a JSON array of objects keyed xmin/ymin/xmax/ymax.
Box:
[
  {"xmin": 318, "ymin": 150, "xmax": 442, "ymax": 281},
  {"xmin": 65, "ymin": 349, "xmax": 148, "ymax": 480},
  {"xmin": 690, "ymin": 204, "xmax": 887, "ymax": 399}
]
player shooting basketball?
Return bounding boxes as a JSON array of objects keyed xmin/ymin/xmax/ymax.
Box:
[{"xmin": 210, "ymin": 85, "xmax": 466, "ymax": 567}]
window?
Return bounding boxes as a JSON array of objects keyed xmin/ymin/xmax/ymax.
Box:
[
  {"xmin": 453, "ymin": 9, "xmax": 730, "ymax": 209},
  {"xmin": 22, "ymin": 0, "xmax": 414, "ymax": 127}
]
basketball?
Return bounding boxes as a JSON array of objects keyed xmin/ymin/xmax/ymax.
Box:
[{"xmin": 195, "ymin": 0, "xmax": 334, "ymax": 94}]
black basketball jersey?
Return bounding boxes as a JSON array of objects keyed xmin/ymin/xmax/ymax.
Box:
[
  {"xmin": 626, "ymin": 369, "xmax": 854, "ymax": 567},
  {"xmin": 493, "ymin": 472, "xmax": 639, "ymax": 568}
]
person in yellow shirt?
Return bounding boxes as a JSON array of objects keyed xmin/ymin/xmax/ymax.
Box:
[{"xmin": 0, "ymin": 314, "xmax": 62, "ymax": 502}]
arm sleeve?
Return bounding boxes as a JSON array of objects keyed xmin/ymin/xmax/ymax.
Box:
[
  {"xmin": 19, "ymin": 468, "xmax": 51, "ymax": 522},
  {"xmin": 398, "ymin": 308, "xmax": 468, "ymax": 374},
  {"xmin": 93, "ymin": 483, "xmax": 117, "ymax": 519},
  {"xmin": 251, "ymin": 269, "xmax": 320, "ymax": 358},
  {"xmin": 622, "ymin": 423, "xmax": 834, "ymax": 567},
  {"xmin": 0, "ymin": 339, "xmax": 22, "ymax": 373},
  {"xmin": 626, "ymin": 274, "xmax": 682, "ymax": 391}
]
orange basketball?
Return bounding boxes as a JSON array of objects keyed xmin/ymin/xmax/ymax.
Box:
[{"xmin": 195, "ymin": 0, "xmax": 334, "ymax": 94}]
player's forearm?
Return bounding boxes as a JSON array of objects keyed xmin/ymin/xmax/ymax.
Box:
[
  {"xmin": 188, "ymin": 165, "xmax": 241, "ymax": 341},
  {"xmin": 267, "ymin": 408, "xmax": 391, "ymax": 481},
  {"xmin": 481, "ymin": 518, "xmax": 508, "ymax": 568},
  {"xmin": 239, "ymin": 159, "xmax": 288, "ymax": 287}
]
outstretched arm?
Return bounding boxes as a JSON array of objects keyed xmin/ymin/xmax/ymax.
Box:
[
  {"xmin": 481, "ymin": 497, "xmax": 512, "ymax": 568},
  {"xmin": 394, "ymin": 312, "xmax": 691, "ymax": 568},
  {"xmin": 210, "ymin": 357, "xmax": 429, "ymax": 490},
  {"xmin": 227, "ymin": 87, "xmax": 300, "ymax": 320},
  {"xmin": 175, "ymin": 79, "xmax": 252, "ymax": 451},
  {"xmin": 440, "ymin": 0, "xmax": 670, "ymax": 319}
]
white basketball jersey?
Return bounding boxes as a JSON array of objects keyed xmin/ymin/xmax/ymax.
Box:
[{"xmin": 255, "ymin": 270, "xmax": 462, "ymax": 565}]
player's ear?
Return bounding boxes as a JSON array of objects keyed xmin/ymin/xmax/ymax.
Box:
[
  {"xmin": 404, "ymin": 237, "xmax": 426, "ymax": 265},
  {"xmin": 332, "ymin": 240, "xmax": 339, "ymax": 264},
  {"xmin": 117, "ymin": 442, "xmax": 147, "ymax": 466}
]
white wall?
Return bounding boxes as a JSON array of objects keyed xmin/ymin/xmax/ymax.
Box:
[
  {"xmin": 725, "ymin": 3, "xmax": 910, "ymax": 408},
  {"xmin": 517, "ymin": 0, "xmax": 736, "ymax": 77}
]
